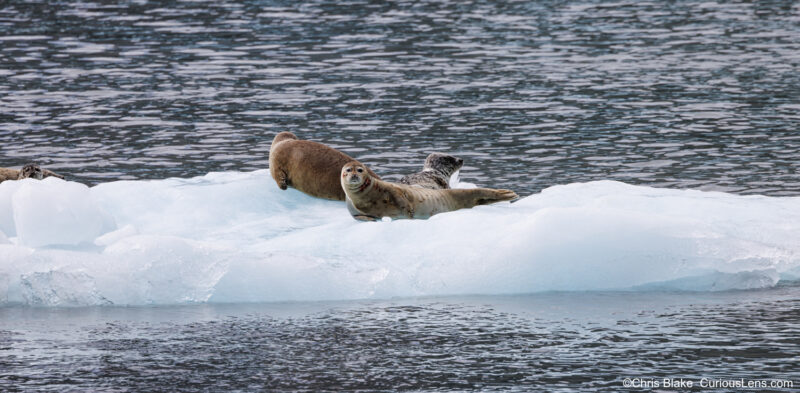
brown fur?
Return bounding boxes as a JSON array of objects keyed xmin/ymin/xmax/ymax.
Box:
[
  {"xmin": 0, "ymin": 164, "xmax": 64, "ymax": 183},
  {"xmin": 268, "ymin": 132, "xmax": 380, "ymax": 201},
  {"xmin": 341, "ymin": 161, "xmax": 518, "ymax": 220},
  {"xmin": 0, "ymin": 168, "xmax": 19, "ymax": 183}
]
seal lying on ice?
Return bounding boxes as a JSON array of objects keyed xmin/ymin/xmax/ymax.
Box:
[
  {"xmin": 399, "ymin": 152, "xmax": 463, "ymax": 190},
  {"xmin": 341, "ymin": 161, "xmax": 518, "ymax": 221},
  {"xmin": 0, "ymin": 164, "xmax": 65, "ymax": 183},
  {"xmin": 268, "ymin": 132, "xmax": 381, "ymax": 201}
]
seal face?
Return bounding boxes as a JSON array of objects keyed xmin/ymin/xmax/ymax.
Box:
[
  {"xmin": 19, "ymin": 164, "xmax": 44, "ymax": 180},
  {"xmin": 268, "ymin": 132, "xmax": 380, "ymax": 201},
  {"xmin": 342, "ymin": 161, "xmax": 518, "ymax": 221},
  {"xmin": 399, "ymin": 152, "xmax": 464, "ymax": 189}
]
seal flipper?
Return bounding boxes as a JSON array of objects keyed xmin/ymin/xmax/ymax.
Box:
[
  {"xmin": 474, "ymin": 189, "xmax": 519, "ymax": 205},
  {"xmin": 276, "ymin": 170, "xmax": 289, "ymax": 190},
  {"xmin": 391, "ymin": 188, "xmax": 416, "ymax": 219},
  {"xmin": 347, "ymin": 196, "xmax": 379, "ymax": 222},
  {"xmin": 41, "ymin": 168, "xmax": 65, "ymax": 180},
  {"xmin": 353, "ymin": 214, "xmax": 379, "ymax": 222}
]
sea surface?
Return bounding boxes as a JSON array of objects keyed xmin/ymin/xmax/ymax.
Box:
[
  {"xmin": 1, "ymin": 0, "xmax": 799, "ymax": 391},
  {"xmin": 2, "ymin": 289, "xmax": 799, "ymax": 392},
  {"xmin": 1, "ymin": 0, "xmax": 799, "ymax": 195}
]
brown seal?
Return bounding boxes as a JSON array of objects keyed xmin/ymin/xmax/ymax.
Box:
[
  {"xmin": 268, "ymin": 132, "xmax": 380, "ymax": 201},
  {"xmin": 0, "ymin": 163, "xmax": 65, "ymax": 183},
  {"xmin": 399, "ymin": 152, "xmax": 464, "ymax": 189},
  {"xmin": 341, "ymin": 161, "xmax": 518, "ymax": 221}
]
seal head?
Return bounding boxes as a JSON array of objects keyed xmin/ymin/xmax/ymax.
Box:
[
  {"xmin": 271, "ymin": 131, "xmax": 299, "ymax": 147},
  {"xmin": 424, "ymin": 153, "xmax": 463, "ymax": 178},
  {"xmin": 341, "ymin": 162, "xmax": 370, "ymax": 191},
  {"xmin": 399, "ymin": 152, "xmax": 464, "ymax": 189},
  {"xmin": 19, "ymin": 164, "xmax": 44, "ymax": 180},
  {"xmin": 341, "ymin": 161, "xmax": 383, "ymax": 221}
]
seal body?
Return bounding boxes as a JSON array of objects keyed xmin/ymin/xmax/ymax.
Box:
[
  {"xmin": 0, "ymin": 164, "xmax": 64, "ymax": 183},
  {"xmin": 0, "ymin": 168, "xmax": 20, "ymax": 183},
  {"xmin": 341, "ymin": 161, "xmax": 518, "ymax": 220},
  {"xmin": 269, "ymin": 132, "xmax": 380, "ymax": 201},
  {"xmin": 399, "ymin": 152, "xmax": 463, "ymax": 190}
]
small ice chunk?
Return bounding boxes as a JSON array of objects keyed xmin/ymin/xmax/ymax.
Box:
[{"xmin": 12, "ymin": 178, "xmax": 116, "ymax": 247}]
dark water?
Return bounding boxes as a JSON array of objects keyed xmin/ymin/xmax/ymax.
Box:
[
  {"xmin": 2, "ymin": 0, "xmax": 799, "ymax": 391},
  {"xmin": 2, "ymin": 288, "xmax": 799, "ymax": 392},
  {"xmin": 1, "ymin": 0, "xmax": 799, "ymax": 195}
]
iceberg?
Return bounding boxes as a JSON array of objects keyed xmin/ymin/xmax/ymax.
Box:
[{"xmin": 0, "ymin": 171, "xmax": 798, "ymax": 306}]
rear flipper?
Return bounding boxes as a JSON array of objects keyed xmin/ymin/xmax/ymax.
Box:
[
  {"xmin": 474, "ymin": 188, "xmax": 519, "ymax": 205},
  {"xmin": 274, "ymin": 169, "xmax": 289, "ymax": 190},
  {"xmin": 42, "ymin": 169, "xmax": 65, "ymax": 180}
]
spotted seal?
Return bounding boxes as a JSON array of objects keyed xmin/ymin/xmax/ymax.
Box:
[
  {"xmin": 341, "ymin": 161, "xmax": 518, "ymax": 221},
  {"xmin": 399, "ymin": 152, "xmax": 464, "ymax": 190}
]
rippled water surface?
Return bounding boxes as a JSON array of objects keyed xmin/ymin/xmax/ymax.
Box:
[
  {"xmin": 2, "ymin": 0, "xmax": 799, "ymax": 391},
  {"xmin": 1, "ymin": 0, "xmax": 799, "ymax": 195},
  {"xmin": 2, "ymin": 289, "xmax": 800, "ymax": 392}
]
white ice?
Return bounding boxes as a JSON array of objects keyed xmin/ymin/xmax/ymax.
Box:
[{"xmin": 0, "ymin": 171, "xmax": 798, "ymax": 306}]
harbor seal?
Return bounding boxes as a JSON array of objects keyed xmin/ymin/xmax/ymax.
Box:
[
  {"xmin": 18, "ymin": 163, "xmax": 44, "ymax": 180},
  {"xmin": 0, "ymin": 164, "xmax": 64, "ymax": 183},
  {"xmin": 341, "ymin": 161, "xmax": 518, "ymax": 221},
  {"xmin": 399, "ymin": 152, "xmax": 463, "ymax": 190},
  {"xmin": 269, "ymin": 132, "xmax": 381, "ymax": 201},
  {"xmin": 0, "ymin": 167, "xmax": 21, "ymax": 183}
]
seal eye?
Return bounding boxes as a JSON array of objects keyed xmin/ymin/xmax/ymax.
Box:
[
  {"xmin": 346, "ymin": 168, "xmax": 352, "ymax": 172},
  {"xmin": 357, "ymin": 168, "xmax": 363, "ymax": 173}
]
